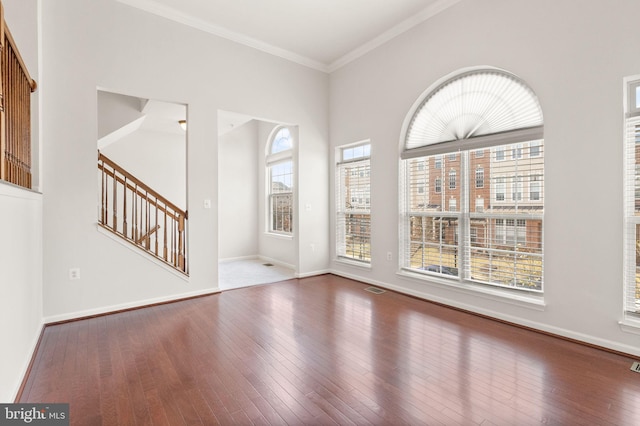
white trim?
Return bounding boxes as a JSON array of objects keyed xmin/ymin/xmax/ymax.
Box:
[
  {"xmin": 116, "ymin": 0, "xmax": 461, "ymax": 73},
  {"xmin": 330, "ymin": 270, "xmax": 640, "ymax": 357},
  {"xmin": 219, "ymin": 255, "xmax": 260, "ymax": 263},
  {"xmin": 0, "ymin": 180, "xmax": 43, "ymax": 199},
  {"xmin": 295, "ymin": 269, "xmax": 330, "ymax": 278},
  {"xmin": 619, "ymin": 318, "xmax": 640, "ymax": 335},
  {"xmin": 264, "ymin": 231, "xmax": 294, "ymax": 240},
  {"xmin": 116, "ymin": 0, "xmax": 329, "ymax": 72},
  {"xmin": 397, "ymin": 269, "xmax": 545, "ymax": 309},
  {"xmin": 334, "ymin": 257, "xmax": 372, "ymax": 269},
  {"xmin": 401, "ymin": 126, "xmax": 544, "ymax": 159},
  {"xmin": 11, "ymin": 322, "xmax": 45, "ymax": 402},
  {"xmin": 328, "ymin": 0, "xmax": 462, "ymax": 72},
  {"xmin": 43, "ymin": 288, "xmax": 219, "ymax": 324}
]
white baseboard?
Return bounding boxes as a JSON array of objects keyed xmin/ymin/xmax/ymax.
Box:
[
  {"xmin": 43, "ymin": 287, "xmax": 219, "ymax": 324},
  {"xmin": 11, "ymin": 321, "xmax": 45, "ymax": 402},
  {"xmin": 218, "ymin": 255, "xmax": 259, "ymax": 263},
  {"xmin": 296, "ymin": 269, "xmax": 330, "ymax": 278},
  {"xmin": 329, "ymin": 270, "xmax": 640, "ymax": 358}
]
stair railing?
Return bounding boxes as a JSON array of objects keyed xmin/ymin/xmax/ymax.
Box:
[
  {"xmin": 0, "ymin": 1, "xmax": 38, "ymax": 189},
  {"xmin": 98, "ymin": 152, "xmax": 188, "ymax": 275}
]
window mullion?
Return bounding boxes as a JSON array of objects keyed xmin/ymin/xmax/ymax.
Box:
[{"xmin": 460, "ymin": 151, "xmax": 469, "ymax": 281}]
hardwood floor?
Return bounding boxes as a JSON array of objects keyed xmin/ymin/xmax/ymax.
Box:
[{"xmin": 19, "ymin": 274, "xmax": 640, "ymax": 425}]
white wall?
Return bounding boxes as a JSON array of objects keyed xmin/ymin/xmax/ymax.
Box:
[
  {"xmin": 218, "ymin": 120, "xmax": 259, "ymax": 260},
  {"xmin": 329, "ymin": 0, "xmax": 640, "ymax": 355},
  {"xmin": 0, "ymin": 0, "xmax": 41, "ymax": 402},
  {"xmin": 97, "ymin": 90, "xmax": 144, "ymax": 139},
  {"xmin": 40, "ymin": 0, "xmax": 329, "ymax": 321}
]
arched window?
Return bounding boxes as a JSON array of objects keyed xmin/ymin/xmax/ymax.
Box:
[
  {"xmin": 400, "ymin": 68, "xmax": 544, "ymax": 292},
  {"xmin": 271, "ymin": 127, "xmax": 293, "ymax": 154},
  {"xmin": 267, "ymin": 126, "xmax": 294, "ymax": 234}
]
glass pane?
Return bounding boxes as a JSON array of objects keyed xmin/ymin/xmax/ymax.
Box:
[
  {"xmin": 270, "ymin": 161, "xmax": 293, "ymax": 193},
  {"xmin": 408, "ymin": 216, "xmax": 459, "ymax": 276},
  {"xmin": 468, "ymin": 218, "xmax": 542, "ymax": 290},
  {"xmin": 271, "ymin": 194, "xmax": 292, "ymax": 233},
  {"xmin": 408, "ymin": 153, "xmax": 460, "ymax": 214},
  {"xmin": 343, "ymin": 162, "xmax": 370, "ymax": 211},
  {"xmin": 271, "ymin": 128, "xmax": 292, "ymax": 154},
  {"xmin": 343, "ymin": 213, "xmax": 371, "ymax": 261},
  {"xmin": 469, "ymin": 139, "xmax": 543, "ymax": 290}
]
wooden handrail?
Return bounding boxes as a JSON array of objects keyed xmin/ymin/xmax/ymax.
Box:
[
  {"xmin": 98, "ymin": 151, "xmax": 188, "ymax": 274},
  {"xmin": 97, "ymin": 163, "xmax": 185, "ymax": 222},
  {"xmin": 98, "ymin": 152, "xmax": 187, "ymax": 218}
]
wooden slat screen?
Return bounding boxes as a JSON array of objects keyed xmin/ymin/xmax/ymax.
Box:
[{"xmin": 0, "ymin": 1, "xmax": 37, "ymax": 189}]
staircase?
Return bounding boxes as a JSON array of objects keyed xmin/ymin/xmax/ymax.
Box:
[{"xmin": 97, "ymin": 152, "xmax": 188, "ymax": 275}]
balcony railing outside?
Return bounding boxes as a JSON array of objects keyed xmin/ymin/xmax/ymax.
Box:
[
  {"xmin": 0, "ymin": 2, "xmax": 37, "ymax": 189},
  {"xmin": 98, "ymin": 152, "xmax": 188, "ymax": 275}
]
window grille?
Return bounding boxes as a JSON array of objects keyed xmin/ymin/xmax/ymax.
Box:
[
  {"xmin": 624, "ymin": 81, "xmax": 640, "ymax": 315},
  {"xmin": 336, "ymin": 142, "xmax": 371, "ymax": 263}
]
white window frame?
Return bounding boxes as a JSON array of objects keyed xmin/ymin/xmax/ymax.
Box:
[
  {"xmin": 623, "ymin": 76, "xmax": 640, "ymax": 323},
  {"xmin": 336, "ymin": 141, "xmax": 371, "ymax": 265},
  {"xmin": 266, "ymin": 126, "xmax": 294, "ymax": 236}
]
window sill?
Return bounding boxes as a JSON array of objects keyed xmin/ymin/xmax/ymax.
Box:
[
  {"xmin": 0, "ymin": 180, "xmax": 42, "ymax": 198},
  {"xmin": 335, "ymin": 257, "xmax": 371, "ymax": 269},
  {"xmin": 619, "ymin": 317, "xmax": 640, "ymax": 335},
  {"xmin": 397, "ymin": 269, "xmax": 546, "ymax": 311},
  {"xmin": 265, "ymin": 232, "xmax": 293, "ymax": 241}
]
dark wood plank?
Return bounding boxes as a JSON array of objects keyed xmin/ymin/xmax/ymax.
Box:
[{"xmin": 18, "ymin": 274, "xmax": 640, "ymax": 425}]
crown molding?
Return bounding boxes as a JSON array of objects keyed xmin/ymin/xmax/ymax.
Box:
[
  {"xmin": 328, "ymin": 0, "xmax": 462, "ymax": 72},
  {"xmin": 116, "ymin": 0, "xmax": 330, "ymax": 72},
  {"xmin": 116, "ymin": 0, "xmax": 461, "ymax": 74}
]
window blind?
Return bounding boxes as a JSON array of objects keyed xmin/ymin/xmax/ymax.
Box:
[
  {"xmin": 624, "ymin": 117, "xmax": 640, "ymax": 314},
  {"xmin": 401, "ymin": 142, "xmax": 543, "ymax": 290},
  {"xmin": 405, "ymin": 70, "xmax": 544, "ymax": 150},
  {"xmin": 400, "ymin": 68, "xmax": 544, "ymax": 291}
]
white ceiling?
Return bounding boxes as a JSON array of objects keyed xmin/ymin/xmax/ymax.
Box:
[{"xmin": 116, "ymin": 0, "xmax": 461, "ymax": 72}]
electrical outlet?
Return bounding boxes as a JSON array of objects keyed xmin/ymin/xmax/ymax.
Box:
[
  {"xmin": 386, "ymin": 251, "xmax": 392, "ymax": 261},
  {"xmin": 69, "ymin": 268, "xmax": 81, "ymax": 280}
]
